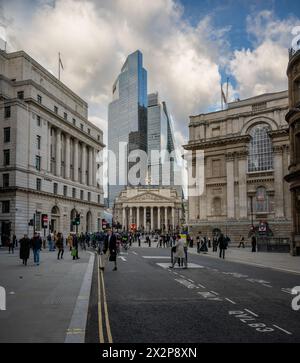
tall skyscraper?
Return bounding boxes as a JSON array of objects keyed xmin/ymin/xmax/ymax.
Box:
[{"xmin": 108, "ymin": 50, "xmax": 148, "ymax": 207}]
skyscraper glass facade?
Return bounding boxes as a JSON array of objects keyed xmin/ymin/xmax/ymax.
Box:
[{"xmin": 108, "ymin": 50, "xmax": 148, "ymax": 207}]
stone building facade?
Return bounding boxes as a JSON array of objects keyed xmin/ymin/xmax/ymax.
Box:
[
  {"xmin": 113, "ymin": 187, "xmax": 183, "ymax": 232},
  {"xmin": 285, "ymin": 48, "xmax": 300, "ymax": 255},
  {"xmin": 184, "ymin": 91, "xmax": 292, "ymax": 242},
  {"xmin": 0, "ymin": 50, "xmax": 105, "ymax": 240}
]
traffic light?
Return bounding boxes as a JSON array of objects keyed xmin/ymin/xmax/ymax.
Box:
[
  {"xmin": 41, "ymin": 214, "xmax": 48, "ymax": 229},
  {"xmin": 75, "ymin": 214, "xmax": 81, "ymax": 226}
]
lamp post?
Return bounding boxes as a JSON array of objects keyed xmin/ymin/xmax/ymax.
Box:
[{"xmin": 249, "ymin": 195, "xmax": 254, "ymax": 230}]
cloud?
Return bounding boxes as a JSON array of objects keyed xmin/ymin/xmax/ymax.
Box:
[
  {"xmin": 3, "ymin": 0, "xmax": 228, "ymax": 144},
  {"xmin": 228, "ymin": 10, "xmax": 299, "ymax": 98}
]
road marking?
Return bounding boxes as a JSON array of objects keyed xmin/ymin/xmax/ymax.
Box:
[
  {"xmin": 262, "ymin": 284, "xmax": 272, "ymax": 288},
  {"xmin": 273, "ymin": 325, "xmax": 292, "ymax": 335},
  {"xmin": 281, "ymin": 288, "xmax": 294, "ymax": 295},
  {"xmin": 188, "ymin": 279, "xmax": 195, "ymax": 283},
  {"xmin": 198, "ymin": 284, "xmax": 206, "ymax": 288},
  {"xmin": 97, "ymin": 256, "xmax": 104, "ymax": 343},
  {"xmin": 210, "ymin": 291, "xmax": 219, "ymax": 295},
  {"xmin": 100, "ymin": 269, "xmax": 113, "ymax": 343},
  {"xmin": 118, "ymin": 256, "xmax": 127, "ymax": 262},
  {"xmin": 244, "ymin": 309, "xmax": 259, "ymax": 317},
  {"xmin": 175, "ymin": 278, "xmax": 199, "ymax": 290},
  {"xmin": 156, "ymin": 262, "xmax": 204, "ymax": 269},
  {"xmin": 132, "ymin": 251, "xmax": 138, "ymax": 255},
  {"xmin": 142, "ymin": 256, "xmax": 170, "ymax": 259},
  {"xmin": 225, "ymin": 298, "xmax": 236, "ymax": 305}
]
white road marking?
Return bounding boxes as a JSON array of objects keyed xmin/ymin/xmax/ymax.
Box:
[
  {"xmin": 281, "ymin": 288, "xmax": 294, "ymax": 295},
  {"xmin": 210, "ymin": 291, "xmax": 219, "ymax": 295},
  {"xmin": 244, "ymin": 309, "xmax": 259, "ymax": 317},
  {"xmin": 156, "ymin": 262, "xmax": 204, "ymax": 269},
  {"xmin": 273, "ymin": 325, "xmax": 292, "ymax": 335},
  {"xmin": 262, "ymin": 284, "xmax": 272, "ymax": 288},
  {"xmin": 118, "ymin": 256, "xmax": 127, "ymax": 262},
  {"xmin": 188, "ymin": 279, "xmax": 195, "ymax": 283},
  {"xmin": 132, "ymin": 251, "xmax": 138, "ymax": 255},
  {"xmin": 198, "ymin": 284, "xmax": 206, "ymax": 289},
  {"xmin": 225, "ymin": 298, "xmax": 236, "ymax": 305},
  {"xmin": 142, "ymin": 256, "xmax": 170, "ymax": 259},
  {"xmin": 174, "ymin": 278, "xmax": 199, "ymax": 290}
]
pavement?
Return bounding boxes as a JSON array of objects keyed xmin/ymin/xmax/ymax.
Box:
[
  {"xmin": 0, "ymin": 246, "xmax": 94, "ymax": 343},
  {"xmin": 86, "ymin": 244, "xmax": 300, "ymax": 343}
]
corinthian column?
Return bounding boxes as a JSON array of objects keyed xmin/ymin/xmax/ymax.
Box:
[
  {"xmin": 73, "ymin": 139, "xmax": 79, "ymax": 182},
  {"xmin": 56, "ymin": 129, "xmax": 61, "ymax": 177},
  {"xmin": 65, "ymin": 134, "xmax": 71, "ymax": 179}
]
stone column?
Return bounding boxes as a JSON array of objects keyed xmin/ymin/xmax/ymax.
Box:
[
  {"xmin": 48, "ymin": 123, "xmax": 51, "ymax": 172},
  {"xmin": 226, "ymin": 153, "xmax": 235, "ymax": 219},
  {"xmin": 150, "ymin": 207, "xmax": 154, "ymax": 231},
  {"xmin": 172, "ymin": 207, "xmax": 175, "ymax": 231},
  {"xmin": 137, "ymin": 207, "xmax": 140, "ymax": 229},
  {"xmin": 129, "ymin": 207, "xmax": 133, "ymax": 226},
  {"xmin": 157, "ymin": 207, "xmax": 161, "ymax": 230},
  {"xmin": 143, "ymin": 207, "xmax": 147, "ymax": 230},
  {"xmin": 73, "ymin": 139, "xmax": 79, "ymax": 182},
  {"xmin": 65, "ymin": 134, "xmax": 71, "ymax": 179},
  {"xmin": 93, "ymin": 149, "xmax": 97, "ymax": 187},
  {"xmin": 238, "ymin": 154, "xmax": 248, "ymax": 219},
  {"xmin": 56, "ymin": 129, "xmax": 61, "ymax": 177},
  {"xmin": 122, "ymin": 208, "xmax": 126, "ymax": 230},
  {"xmin": 88, "ymin": 147, "xmax": 93, "ymax": 186},
  {"xmin": 273, "ymin": 146, "xmax": 285, "ymax": 218},
  {"xmin": 82, "ymin": 144, "xmax": 87, "ymax": 185},
  {"xmin": 164, "ymin": 207, "xmax": 168, "ymax": 231}
]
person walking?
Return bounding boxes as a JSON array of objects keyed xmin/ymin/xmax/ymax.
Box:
[
  {"xmin": 238, "ymin": 235, "xmax": 245, "ymax": 248},
  {"xmin": 212, "ymin": 235, "xmax": 218, "ymax": 252},
  {"xmin": 72, "ymin": 234, "xmax": 80, "ymax": 260},
  {"xmin": 196, "ymin": 233, "xmax": 201, "ymax": 253},
  {"xmin": 31, "ymin": 232, "xmax": 42, "ymax": 266},
  {"xmin": 100, "ymin": 229, "xmax": 117, "ymax": 271},
  {"xmin": 56, "ymin": 232, "xmax": 64, "ymax": 260},
  {"xmin": 67, "ymin": 233, "xmax": 73, "ymax": 251},
  {"xmin": 12, "ymin": 234, "xmax": 17, "ymax": 249},
  {"xmin": 169, "ymin": 235, "xmax": 187, "ymax": 269},
  {"xmin": 251, "ymin": 235, "xmax": 257, "ymax": 252},
  {"xmin": 218, "ymin": 233, "xmax": 227, "ymax": 259},
  {"xmin": 8, "ymin": 235, "xmax": 14, "ymax": 254},
  {"xmin": 19, "ymin": 234, "xmax": 31, "ymax": 266}
]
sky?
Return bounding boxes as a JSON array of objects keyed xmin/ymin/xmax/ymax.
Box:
[{"xmin": 0, "ymin": 0, "xmax": 299, "ymax": 149}]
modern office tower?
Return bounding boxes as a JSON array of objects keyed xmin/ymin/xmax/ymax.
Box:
[
  {"xmin": 108, "ymin": 50, "xmax": 148, "ymax": 207},
  {"xmin": 0, "ymin": 50, "xmax": 105, "ymax": 240}
]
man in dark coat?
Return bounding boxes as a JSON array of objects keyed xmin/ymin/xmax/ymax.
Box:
[
  {"xmin": 19, "ymin": 234, "xmax": 31, "ymax": 266},
  {"xmin": 100, "ymin": 229, "xmax": 117, "ymax": 271},
  {"xmin": 31, "ymin": 232, "xmax": 42, "ymax": 266},
  {"xmin": 218, "ymin": 233, "xmax": 227, "ymax": 259},
  {"xmin": 251, "ymin": 235, "xmax": 257, "ymax": 252}
]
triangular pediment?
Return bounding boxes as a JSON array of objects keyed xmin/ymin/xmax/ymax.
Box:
[{"xmin": 123, "ymin": 191, "xmax": 173, "ymax": 203}]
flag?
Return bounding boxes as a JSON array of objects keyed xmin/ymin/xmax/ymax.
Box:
[
  {"xmin": 221, "ymin": 84, "xmax": 227, "ymax": 105},
  {"xmin": 59, "ymin": 53, "xmax": 64, "ymax": 70}
]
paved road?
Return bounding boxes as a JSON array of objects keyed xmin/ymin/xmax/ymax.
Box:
[{"xmin": 86, "ymin": 246, "xmax": 300, "ymax": 343}]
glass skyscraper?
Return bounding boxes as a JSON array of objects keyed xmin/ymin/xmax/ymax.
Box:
[{"xmin": 108, "ymin": 50, "xmax": 148, "ymax": 207}]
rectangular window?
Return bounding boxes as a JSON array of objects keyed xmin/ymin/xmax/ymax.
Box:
[
  {"xmin": 80, "ymin": 124, "xmax": 84, "ymax": 131},
  {"xmin": 36, "ymin": 178, "xmax": 42, "ymax": 191},
  {"xmin": 35, "ymin": 155, "xmax": 41, "ymax": 171},
  {"xmin": 80, "ymin": 190, "xmax": 84, "ymax": 200},
  {"xmin": 98, "ymin": 194, "xmax": 100, "ymax": 204},
  {"xmin": 2, "ymin": 201, "xmax": 10, "ymax": 213},
  {"xmin": 4, "ymin": 127, "xmax": 10, "ymax": 143},
  {"xmin": 4, "ymin": 106, "xmax": 11, "ymax": 118},
  {"xmin": 53, "ymin": 182, "xmax": 58, "ymax": 195},
  {"xmin": 3, "ymin": 150, "xmax": 10, "ymax": 166},
  {"xmin": 88, "ymin": 128, "xmax": 90, "ymax": 135},
  {"xmin": 37, "ymin": 95, "xmax": 42, "ymax": 104},
  {"xmin": 72, "ymin": 188, "xmax": 76, "ymax": 199},
  {"xmin": 37, "ymin": 115, "xmax": 41, "ymax": 127},
  {"xmin": 64, "ymin": 112, "xmax": 68, "ymax": 120},
  {"xmin": 17, "ymin": 91, "xmax": 24, "ymax": 100},
  {"xmin": 3, "ymin": 174, "xmax": 9, "ymax": 188},
  {"xmin": 72, "ymin": 118, "xmax": 76, "ymax": 126},
  {"xmin": 88, "ymin": 192, "xmax": 91, "ymax": 202},
  {"xmin": 63, "ymin": 185, "xmax": 67, "ymax": 196},
  {"xmin": 212, "ymin": 159, "xmax": 221, "ymax": 177},
  {"xmin": 37, "ymin": 135, "xmax": 41, "ymax": 150},
  {"xmin": 97, "ymin": 135, "xmax": 100, "ymax": 141},
  {"xmin": 54, "ymin": 106, "xmax": 58, "ymax": 114}
]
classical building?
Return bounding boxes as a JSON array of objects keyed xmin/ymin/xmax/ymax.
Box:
[
  {"xmin": 113, "ymin": 187, "xmax": 183, "ymax": 232},
  {"xmin": 108, "ymin": 50, "xmax": 148, "ymax": 207},
  {"xmin": 285, "ymin": 48, "xmax": 300, "ymax": 255},
  {"xmin": 184, "ymin": 91, "xmax": 291, "ymax": 242},
  {"xmin": 0, "ymin": 50, "xmax": 105, "ymax": 240}
]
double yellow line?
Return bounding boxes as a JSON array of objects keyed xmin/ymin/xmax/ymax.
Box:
[{"xmin": 97, "ymin": 254, "xmax": 113, "ymax": 343}]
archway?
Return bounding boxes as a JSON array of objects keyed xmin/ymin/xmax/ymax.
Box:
[
  {"xmin": 86, "ymin": 211, "xmax": 92, "ymax": 233},
  {"xmin": 51, "ymin": 206, "xmax": 60, "ymax": 233}
]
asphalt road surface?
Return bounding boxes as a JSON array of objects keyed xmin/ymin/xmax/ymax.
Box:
[{"xmin": 85, "ymin": 246, "xmax": 300, "ymax": 343}]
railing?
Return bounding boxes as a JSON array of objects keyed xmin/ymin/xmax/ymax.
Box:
[{"xmin": 257, "ymin": 237, "xmax": 290, "ymax": 252}]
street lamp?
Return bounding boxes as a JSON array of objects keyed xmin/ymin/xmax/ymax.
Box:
[{"xmin": 249, "ymin": 195, "xmax": 254, "ymax": 229}]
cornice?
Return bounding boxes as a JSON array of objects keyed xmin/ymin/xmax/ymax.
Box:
[{"xmin": 183, "ymin": 135, "xmax": 251, "ymax": 150}]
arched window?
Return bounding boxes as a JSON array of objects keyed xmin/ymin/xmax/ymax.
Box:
[
  {"xmin": 212, "ymin": 197, "xmax": 222, "ymax": 216},
  {"xmin": 248, "ymin": 124, "xmax": 273, "ymax": 172},
  {"xmin": 255, "ymin": 187, "xmax": 268, "ymax": 213}
]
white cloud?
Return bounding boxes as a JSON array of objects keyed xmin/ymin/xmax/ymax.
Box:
[
  {"xmin": 3, "ymin": 0, "xmax": 227, "ymax": 143},
  {"xmin": 229, "ymin": 10, "xmax": 299, "ymax": 98}
]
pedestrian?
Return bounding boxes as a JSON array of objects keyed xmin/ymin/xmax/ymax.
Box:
[
  {"xmin": 19, "ymin": 234, "xmax": 31, "ymax": 266},
  {"xmin": 169, "ymin": 235, "xmax": 187, "ymax": 269},
  {"xmin": 100, "ymin": 229, "xmax": 117, "ymax": 271},
  {"xmin": 196, "ymin": 232, "xmax": 201, "ymax": 253},
  {"xmin": 13, "ymin": 234, "xmax": 17, "ymax": 249},
  {"xmin": 67, "ymin": 233, "xmax": 73, "ymax": 251},
  {"xmin": 238, "ymin": 235, "xmax": 245, "ymax": 248},
  {"xmin": 251, "ymin": 235, "xmax": 257, "ymax": 252},
  {"xmin": 212, "ymin": 235, "xmax": 218, "ymax": 252},
  {"xmin": 72, "ymin": 234, "xmax": 80, "ymax": 260},
  {"xmin": 8, "ymin": 235, "xmax": 14, "ymax": 254},
  {"xmin": 56, "ymin": 232, "xmax": 64, "ymax": 260},
  {"xmin": 31, "ymin": 232, "xmax": 42, "ymax": 266},
  {"xmin": 218, "ymin": 233, "xmax": 227, "ymax": 259}
]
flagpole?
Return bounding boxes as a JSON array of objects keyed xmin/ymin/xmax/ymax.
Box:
[{"xmin": 58, "ymin": 52, "xmax": 60, "ymax": 81}]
